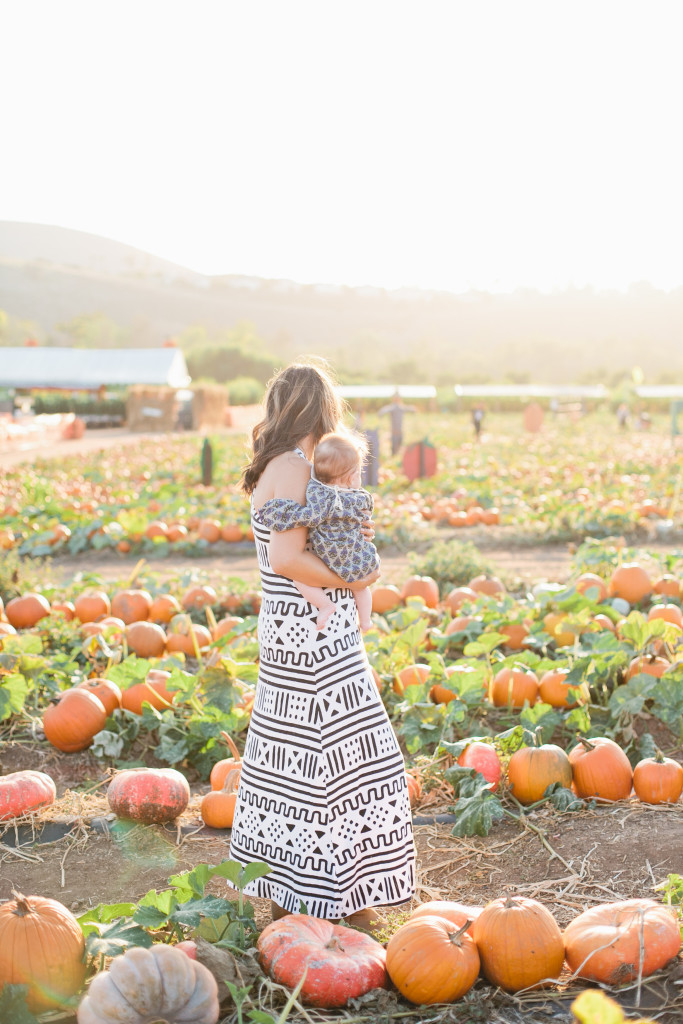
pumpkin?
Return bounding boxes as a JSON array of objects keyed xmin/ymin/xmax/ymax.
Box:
[
  {"xmin": 149, "ymin": 593, "xmax": 181, "ymax": 623},
  {"xmin": 257, "ymin": 914, "xmax": 387, "ymax": 1008},
  {"xmin": 74, "ymin": 590, "xmax": 111, "ymax": 623},
  {"xmin": 0, "ymin": 770, "xmax": 57, "ymax": 820},
  {"xmin": 43, "ymin": 688, "xmax": 108, "ymax": 752},
  {"xmin": 182, "ymin": 584, "xmax": 218, "ymax": 610},
  {"xmin": 490, "ymin": 666, "xmax": 539, "ymax": 707},
  {"xmin": 568, "ymin": 736, "xmax": 633, "ymax": 801},
  {"xmin": 564, "ymin": 899, "xmax": 681, "ymax": 984},
  {"xmin": 647, "ymin": 603, "xmax": 683, "ymax": 629},
  {"xmin": 444, "ymin": 614, "xmax": 478, "ymax": 638},
  {"xmin": 221, "ymin": 523, "xmax": 244, "ymax": 542},
  {"xmin": 543, "ymin": 612, "xmax": 576, "ymax": 647},
  {"xmin": 107, "ymin": 767, "xmax": 190, "ymax": 823},
  {"xmin": 401, "ymin": 575, "xmax": 439, "ymax": 608},
  {"xmin": 5, "ymin": 592, "xmax": 51, "ymax": 629},
  {"xmin": 472, "ymin": 895, "xmax": 564, "ymax": 992},
  {"xmin": 198, "ymin": 518, "xmax": 222, "ymax": 543},
  {"xmin": 627, "ymin": 655, "xmax": 670, "ymax": 679},
  {"xmin": 77, "ymin": 677, "xmax": 122, "ymax": 716},
  {"xmin": 574, "ymin": 573, "xmax": 607, "ymax": 602},
  {"xmin": 0, "ymin": 621, "xmax": 17, "ymax": 640},
  {"xmin": 166, "ymin": 615, "xmax": 212, "ymax": 656},
  {"xmin": 410, "ymin": 900, "xmax": 482, "ymax": 936},
  {"xmin": 393, "ymin": 662, "xmax": 431, "ymax": 696},
  {"xmin": 652, "ymin": 574, "xmax": 681, "ymax": 598},
  {"xmin": 76, "ymin": 943, "xmax": 219, "ymax": 1024},
  {"xmin": 507, "ymin": 743, "xmax": 572, "ymax": 804},
  {"xmin": 0, "ymin": 892, "xmax": 87, "ymax": 1011},
  {"xmin": 200, "ymin": 767, "xmax": 240, "ymax": 828},
  {"xmin": 371, "ymin": 585, "xmax": 403, "ymax": 614},
  {"xmin": 444, "ymin": 586, "xmax": 478, "ymax": 614},
  {"xmin": 609, "ymin": 563, "xmax": 652, "ymax": 604},
  {"xmin": 126, "ymin": 620, "xmax": 167, "ymax": 658},
  {"xmin": 469, "ymin": 574, "xmax": 505, "ymax": 596},
  {"xmin": 51, "ymin": 600, "xmax": 76, "ymax": 620},
  {"xmin": 632, "ymin": 749, "xmax": 683, "ymax": 804},
  {"xmin": 500, "ymin": 621, "xmax": 530, "ymax": 650},
  {"xmin": 110, "ymin": 588, "xmax": 153, "ymax": 624},
  {"xmin": 209, "ymin": 732, "xmax": 243, "ymax": 790},
  {"xmin": 167, "ymin": 524, "xmax": 189, "ymax": 542},
  {"xmin": 211, "ymin": 615, "xmax": 244, "ymax": 641},
  {"xmin": 538, "ymin": 666, "xmax": 589, "ymax": 708},
  {"xmin": 457, "ymin": 740, "xmax": 501, "ymax": 790},
  {"xmin": 386, "ymin": 915, "xmax": 480, "ymax": 1004},
  {"xmin": 121, "ymin": 670, "xmax": 176, "ymax": 714},
  {"xmin": 405, "ymin": 769, "xmax": 422, "ymax": 807}
]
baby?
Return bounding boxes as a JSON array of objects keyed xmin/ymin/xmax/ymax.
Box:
[{"xmin": 257, "ymin": 432, "xmax": 379, "ymax": 631}]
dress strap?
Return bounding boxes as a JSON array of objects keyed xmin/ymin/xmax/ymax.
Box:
[{"xmin": 293, "ymin": 446, "xmax": 308, "ymax": 459}]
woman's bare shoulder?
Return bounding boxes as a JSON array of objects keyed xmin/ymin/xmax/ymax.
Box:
[{"xmin": 256, "ymin": 451, "xmax": 312, "ymax": 503}]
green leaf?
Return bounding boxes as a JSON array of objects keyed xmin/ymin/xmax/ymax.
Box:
[
  {"xmin": 238, "ymin": 861, "xmax": 273, "ymax": 887},
  {"xmin": 464, "ymin": 632, "xmax": 508, "ymax": 657},
  {"xmin": 0, "ymin": 672, "xmax": 30, "ymax": 721},
  {"xmin": 608, "ymin": 673, "xmax": 658, "ymax": 716},
  {"xmin": 571, "ymin": 989, "xmax": 628, "ymax": 1024},
  {"xmin": 544, "ymin": 783, "xmax": 586, "ymax": 812},
  {"xmin": 91, "ymin": 729, "xmax": 126, "ymax": 759},
  {"xmin": 170, "ymin": 895, "xmax": 233, "ymax": 928},
  {"xmin": 85, "ymin": 919, "xmax": 153, "ymax": 957},
  {"xmin": 519, "ymin": 702, "xmax": 562, "ymax": 743},
  {"xmin": 399, "ymin": 702, "xmax": 447, "ymax": 753},
  {"xmin": 77, "ymin": 902, "xmax": 137, "ymax": 936},
  {"xmin": 137, "ymin": 888, "xmax": 179, "ymax": 915},
  {"xmin": 0, "ymin": 985, "xmax": 41, "ymax": 1024},
  {"xmin": 650, "ymin": 671, "xmax": 683, "ymax": 728},
  {"xmin": 445, "ymin": 766, "xmax": 504, "ymax": 837},
  {"xmin": 167, "ymin": 863, "xmax": 211, "ymax": 899},
  {"xmin": 132, "ymin": 905, "xmax": 172, "ymax": 929}
]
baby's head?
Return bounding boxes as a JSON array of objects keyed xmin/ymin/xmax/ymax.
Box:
[{"xmin": 314, "ymin": 432, "xmax": 367, "ymax": 489}]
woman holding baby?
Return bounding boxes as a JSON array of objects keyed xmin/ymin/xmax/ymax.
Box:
[{"xmin": 228, "ymin": 362, "xmax": 415, "ymax": 931}]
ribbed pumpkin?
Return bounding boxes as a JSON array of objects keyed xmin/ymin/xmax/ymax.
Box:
[
  {"xmin": 568, "ymin": 736, "xmax": 633, "ymax": 801},
  {"xmin": 401, "ymin": 575, "xmax": 439, "ymax": 608},
  {"xmin": 507, "ymin": 743, "xmax": 573, "ymax": 804},
  {"xmin": 490, "ymin": 666, "xmax": 539, "ymax": 707},
  {"xmin": 200, "ymin": 768, "xmax": 240, "ymax": 828},
  {"xmin": 110, "ymin": 588, "xmax": 153, "ymax": 624},
  {"xmin": 42, "ymin": 688, "xmax": 107, "ymax": 752},
  {"xmin": 473, "ymin": 895, "xmax": 564, "ymax": 992},
  {"xmin": 0, "ymin": 770, "xmax": 57, "ymax": 821},
  {"xmin": 5, "ymin": 592, "xmax": 52, "ymax": 629},
  {"xmin": 609, "ymin": 563, "xmax": 652, "ymax": 604},
  {"xmin": 386, "ymin": 914, "xmax": 480, "ymax": 1004},
  {"xmin": 73, "ymin": 589, "xmax": 111, "ymax": 623},
  {"xmin": 77, "ymin": 677, "xmax": 122, "ymax": 716},
  {"xmin": 121, "ymin": 670, "xmax": 177, "ymax": 714},
  {"xmin": 148, "ymin": 593, "xmax": 181, "ymax": 623},
  {"xmin": 632, "ymin": 750, "xmax": 683, "ymax": 804},
  {"xmin": 371, "ymin": 585, "xmax": 403, "ymax": 614},
  {"xmin": 0, "ymin": 893, "xmax": 87, "ymax": 1011},
  {"xmin": 107, "ymin": 767, "xmax": 190, "ymax": 823},
  {"xmin": 539, "ymin": 666, "xmax": 589, "ymax": 708},
  {"xmin": 410, "ymin": 900, "xmax": 482, "ymax": 936},
  {"xmin": 258, "ymin": 914, "xmax": 387, "ymax": 1007},
  {"xmin": 76, "ymin": 943, "xmax": 219, "ymax": 1024},
  {"xmin": 457, "ymin": 741, "xmax": 501, "ymax": 790},
  {"xmin": 125, "ymin": 620, "xmax": 167, "ymax": 658},
  {"xmin": 209, "ymin": 732, "xmax": 243, "ymax": 790},
  {"xmin": 564, "ymin": 899, "xmax": 681, "ymax": 983}
]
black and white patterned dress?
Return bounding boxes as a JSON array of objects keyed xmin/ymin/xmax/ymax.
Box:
[{"xmin": 228, "ymin": 454, "xmax": 416, "ymax": 918}]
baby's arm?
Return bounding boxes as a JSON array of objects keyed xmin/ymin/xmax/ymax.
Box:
[{"xmin": 257, "ymin": 497, "xmax": 317, "ymax": 532}]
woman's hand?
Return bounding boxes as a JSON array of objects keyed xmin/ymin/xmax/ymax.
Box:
[
  {"xmin": 360, "ymin": 517, "xmax": 376, "ymax": 541},
  {"xmin": 347, "ymin": 567, "xmax": 381, "ymax": 590}
]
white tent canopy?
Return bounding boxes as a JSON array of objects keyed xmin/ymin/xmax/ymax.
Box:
[
  {"xmin": 453, "ymin": 384, "xmax": 607, "ymax": 399},
  {"xmin": 336, "ymin": 385, "xmax": 436, "ymax": 399},
  {"xmin": 635, "ymin": 386, "xmax": 683, "ymax": 399},
  {"xmin": 2, "ymin": 347, "xmax": 191, "ymax": 389}
]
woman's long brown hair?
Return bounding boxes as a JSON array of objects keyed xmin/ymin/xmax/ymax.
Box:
[{"xmin": 241, "ymin": 362, "xmax": 344, "ymax": 494}]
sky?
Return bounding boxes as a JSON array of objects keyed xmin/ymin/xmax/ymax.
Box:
[{"xmin": 2, "ymin": 1, "xmax": 683, "ymax": 293}]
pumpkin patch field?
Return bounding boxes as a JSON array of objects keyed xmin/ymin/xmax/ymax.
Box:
[{"xmin": 1, "ymin": 414, "xmax": 682, "ymax": 1024}]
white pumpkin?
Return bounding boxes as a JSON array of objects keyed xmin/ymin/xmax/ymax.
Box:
[{"xmin": 77, "ymin": 944, "xmax": 219, "ymax": 1024}]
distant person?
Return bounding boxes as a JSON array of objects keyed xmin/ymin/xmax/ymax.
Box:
[
  {"xmin": 471, "ymin": 404, "xmax": 485, "ymax": 441},
  {"xmin": 616, "ymin": 403, "xmax": 630, "ymax": 430},
  {"xmin": 378, "ymin": 390, "xmax": 416, "ymax": 455}
]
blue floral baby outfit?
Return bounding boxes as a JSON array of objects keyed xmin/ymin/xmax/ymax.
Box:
[{"xmin": 256, "ymin": 476, "xmax": 379, "ymax": 583}]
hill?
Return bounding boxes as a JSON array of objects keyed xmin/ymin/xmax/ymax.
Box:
[{"xmin": 1, "ymin": 222, "xmax": 683, "ymax": 383}]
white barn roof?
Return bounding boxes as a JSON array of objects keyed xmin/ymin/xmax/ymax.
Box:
[
  {"xmin": 2, "ymin": 347, "xmax": 191, "ymax": 389},
  {"xmin": 635, "ymin": 386, "xmax": 683, "ymax": 398}
]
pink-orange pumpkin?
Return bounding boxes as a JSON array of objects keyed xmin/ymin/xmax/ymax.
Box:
[{"xmin": 107, "ymin": 767, "xmax": 190, "ymax": 823}]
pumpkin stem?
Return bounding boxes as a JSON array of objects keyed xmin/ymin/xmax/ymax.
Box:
[
  {"xmin": 448, "ymin": 920, "xmax": 473, "ymax": 945},
  {"xmin": 654, "ymin": 748, "xmax": 665, "ymax": 764},
  {"xmin": 222, "ymin": 768, "xmax": 241, "ymax": 795},
  {"xmin": 580, "ymin": 735, "xmax": 596, "ymax": 751},
  {"xmin": 10, "ymin": 891, "xmax": 33, "ymax": 916},
  {"xmin": 220, "ymin": 731, "xmax": 242, "ymax": 761},
  {"xmin": 503, "ymin": 894, "xmax": 516, "ymax": 909},
  {"xmin": 326, "ymin": 936, "xmax": 345, "ymax": 952}
]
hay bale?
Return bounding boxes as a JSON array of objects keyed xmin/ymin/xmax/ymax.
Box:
[
  {"xmin": 126, "ymin": 386, "xmax": 177, "ymax": 432},
  {"xmin": 192, "ymin": 385, "xmax": 229, "ymax": 429}
]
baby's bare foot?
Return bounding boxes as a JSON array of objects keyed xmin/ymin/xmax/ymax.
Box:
[{"xmin": 316, "ymin": 603, "xmax": 336, "ymax": 630}]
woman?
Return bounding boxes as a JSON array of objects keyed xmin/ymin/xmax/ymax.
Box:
[{"xmin": 229, "ymin": 363, "xmax": 415, "ymax": 929}]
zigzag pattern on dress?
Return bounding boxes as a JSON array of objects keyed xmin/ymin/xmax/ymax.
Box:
[{"xmin": 228, "ymin": 475, "xmax": 415, "ymax": 919}]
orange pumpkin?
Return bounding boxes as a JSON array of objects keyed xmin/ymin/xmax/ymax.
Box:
[
  {"xmin": 500, "ymin": 621, "xmax": 530, "ymax": 651},
  {"xmin": 42, "ymin": 689, "xmax": 107, "ymax": 753},
  {"xmin": 210, "ymin": 732, "xmax": 243, "ymax": 790},
  {"xmin": 648, "ymin": 603, "xmax": 683, "ymax": 629},
  {"xmin": 405, "ymin": 770, "xmax": 422, "ymax": 807},
  {"xmin": 110, "ymin": 588, "xmax": 153, "ymax": 624},
  {"xmin": 574, "ymin": 572, "xmax": 608, "ymax": 602},
  {"xmin": 0, "ymin": 894, "xmax": 87, "ymax": 1011},
  {"xmin": 211, "ymin": 615, "xmax": 244, "ymax": 641},
  {"xmin": 568, "ymin": 736, "xmax": 633, "ymax": 801},
  {"xmin": 220, "ymin": 523, "xmax": 244, "ymax": 542},
  {"xmin": 200, "ymin": 767, "xmax": 241, "ymax": 828},
  {"xmin": 627, "ymin": 654, "xmax": 670, "ymax": 679},
  {"xmin": 608, "ymin": 563, "xmax": 652, "ymax": 604},
  {"xmin": 107, "ymin": 767, "xmax": 190, "ymax": 823},
  {"xmin": 125, "ymin": 620, "xmax": 167, "ymax": 658},
  {"xmin": 181, "ymin": 585, "xmax": 218, "ymax": 610},
  {"xmin": 149, "ymin": 593, "xmax": 181, "ymax": 623},
  {"xmin": 538, "ymin": 666, "xmax": 589, "ymax": 708},
  {"xmin": 51, "ymin": 601, "xmax": 75, "ymax": 620},
  {"xmin": 410, "ymin": 900, "xmax": 482, "ymax": 936},
  {"xmin": 473, "ymin": 895, "xmax": 564, "ymax": 992},
  {"xmin": 469, "ymin": 574, "xmax": 505, "ymax": 597},
  {"xmin": 76, "ymin": 677, "xmax": 122, "ymax": 716},
  {"xmin": 507, "ymin": 743, "xmax": 573, "ymax": 804},
  {"xmin": 371, "ymin": 585, "xmax": 403, "ymax": 615},
  {"xmin": 166, "ymin": 616, "xmax": 212, "ymax": 656},
  {"xmin": 386, "ymin": 915, "xmax": 480, "ymax": 1004},
  {"xmin": 652, "ymin": 574, "xmax": 681, "ymax": 598},
  {"xmin": 490, "ymin": 666, "xmax": 539, "ymax": 707},
  {"xmin": 198, "ymin": 518, "xmax": 222, "ymax": 543},
  {"xmin": 444, "ymin": 587, "xmax": 478, "ymax": 614},
  {"xmin": 121, "ymin": 670, "xmax": 177, "ymax": 714},
  {"xmin": 632, "ymin": 750, "xmax": 683, "ymax": 804},
  {"xmin": 401, "ymin": 575, "xmax": 439, "ymax": 608},
  {"xmin": 564, "ymin": 899, "xmax": 681, "ymax": 983},
  {"xmin": 393, "ymin": 663, "xmax": 431, "ymax": 696},
  {"xmin": 73, "ymin": 589, "xmax": 111, "ymax": 623},
  {"xmin": 5, "ymin": 593, "xmax": 51, "ymax": 629}
]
